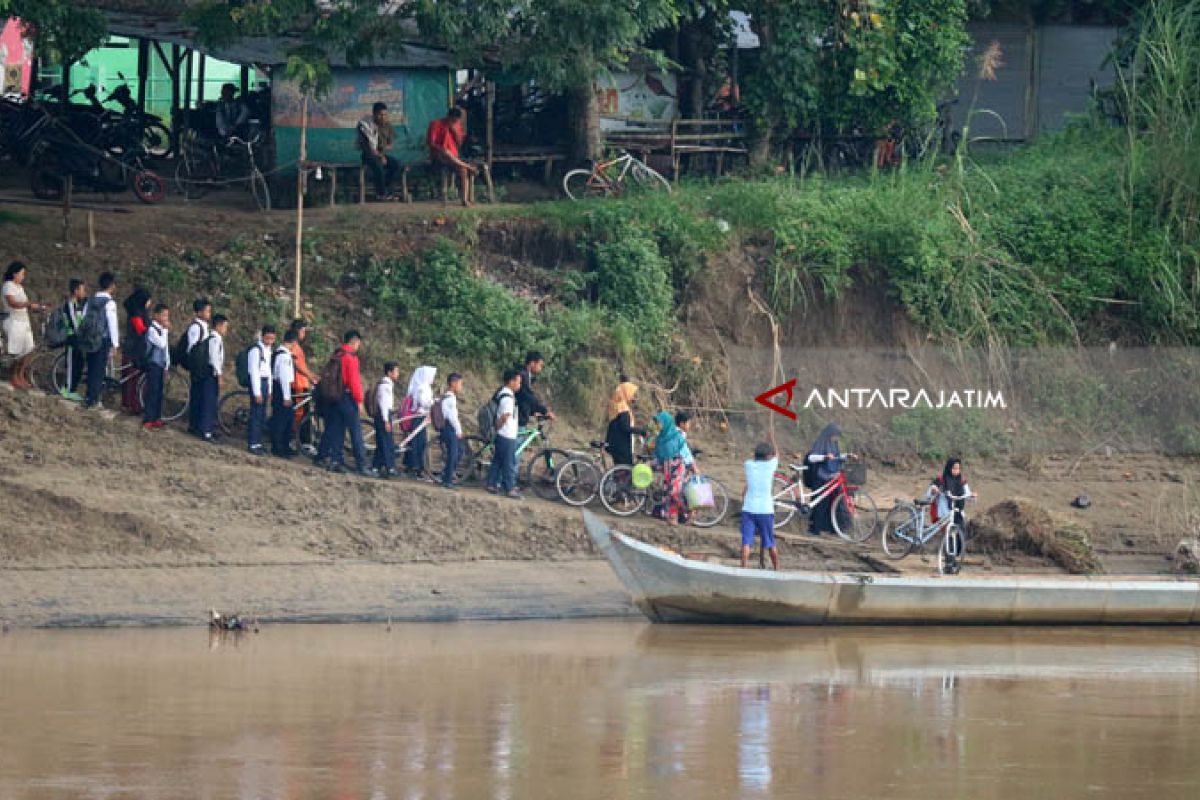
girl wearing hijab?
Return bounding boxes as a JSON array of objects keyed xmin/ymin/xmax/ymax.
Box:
[
  {"xmin": 2, "ymin": 261, "xmax": 48, "ymax": 390},
  {"xmin": 403, "ymin": 365, "xmax": 437, "ymax": 477},
  {"xmin": 804, "ymin": 423, "xmax": 843, "ymax": 535},
  {"xmin": 928, "ymin": 457, "xmax": 973, "ymax": 524},
  {"xmin": 121, "ymin": 287, "xmax": 152, "ymax": 414},
  {"xmin": 605, "ymin": 379, "xmax": 646, "ymax": 466},
  {"xmin": 653, "ymin": 410, "xmax": 695, "ymax": 526}
]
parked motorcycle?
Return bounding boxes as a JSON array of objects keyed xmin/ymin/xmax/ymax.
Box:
[{"xmin": 28, "ymin": 130, "xmax": 166, "ymax": 204}]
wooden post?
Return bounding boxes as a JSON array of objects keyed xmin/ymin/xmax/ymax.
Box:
[
  {"xmin": 197, "ymin": 54, "xmax": 207, "ymax": 105},
  {"xmin": 485, "ymin": 80, "xmax": 495, "ymax": 172},
  {"xmin": 61, "ymin": 175, "xmax": 73, "ymax": 243},
  {"xmin": 136, "ymin": 39, "xmax": 149, "ymax": 114},
  {"xmin": 87, "ymin": 211, "xmax": 96, "ymax": 249},
  {"xmin": 183, "ymin": 50, "xmax": 194, "ymax": 111},
  {"xmin": 293, "ymin": 92, "xmax": 309, "ymax": 319}
]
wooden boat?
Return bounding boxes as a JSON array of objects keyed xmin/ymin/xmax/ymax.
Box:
[{"xmin": 583, "ymin": 512, "xmax": 1200, "ymax": 625}]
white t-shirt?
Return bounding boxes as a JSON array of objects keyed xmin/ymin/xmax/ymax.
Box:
[
  {"xmin": 496, "ymin": 388, "xmax": 517, "ymax": 440},
  {"xmin": 742, "ymin": 457, "xmax": 778, "ymax": 515}
]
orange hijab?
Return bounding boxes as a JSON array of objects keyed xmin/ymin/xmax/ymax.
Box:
[{"xmin": 607, "ymin": 382, "xmax": 638, "ymax": 424}]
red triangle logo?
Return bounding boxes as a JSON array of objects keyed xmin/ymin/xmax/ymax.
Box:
[{"xmin": 755, "ymin": 379, "xmax": 797, "ymax": 420}]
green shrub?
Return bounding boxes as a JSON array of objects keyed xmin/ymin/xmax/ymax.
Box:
[
  {"xmin": 889, "ymin": 408, "xmax": 1010, "ymax": 461},
  {"xmin": 593, "ymin": 233, "xmax": 674, "ymax": 339}
]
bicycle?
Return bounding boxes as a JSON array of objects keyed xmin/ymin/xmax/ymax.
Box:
[
  {"xmin": 0, "ymin": 317, "xmax": 57, "ymax": 391},
  {"xmin": 597, "ymin": 452, "xmax": 730, "ymax": 529},
  {"xmin": 881, "ymin": 492, "xmax": 976, "ymax": 575},
  {"xmin": 49, "ymin": 349, "xmax": 183, "ymax": 416},
  {"xmin": 769, "ymin": 455, "xmax": 880, "ymax": 543},
  {"xmin": 463, "ymin": 416, "xmax": 570, "ymax": 500},
  {"xmin": 219, "ymin": 388, "xmax": 320, "ymax": 454},
  {"xmin": 364, "ymin": 411, "xmax": 474, "ymax": 483},
  {"xmin": 553, "ymin": 435, "xmax": 648, "ymax": 507},
  {"xmin": 562, "ymin": 150, "xmax": 672, "ymax": 200},
  {"xmin": 175, "ymin": 129, "xmax": 271, "ymax": 211}
]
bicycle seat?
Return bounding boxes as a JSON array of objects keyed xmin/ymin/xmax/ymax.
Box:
[
  {"xmin": 913, "ymin": 498, "xmax": 933, "ymax": 506},
  {"xmin": 589, "ymin": 440, "xmax": 607, "ymax": 450}
]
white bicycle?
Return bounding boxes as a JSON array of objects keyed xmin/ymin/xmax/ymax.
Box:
[{"xmin": 562, "ymin": 150, "xmax": 672, "ymax": 200}]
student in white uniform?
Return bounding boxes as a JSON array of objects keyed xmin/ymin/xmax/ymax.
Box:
[
  {"xmin": 142, "ymin": 304, "xmax": 171, "ymax": 430},
  {"xmin": 83, "ymin": 272, "xmax": 120, "ymax": 409},
  {"xmin": 246, "ymin": 324, "xmax": 276, "ymax": 455},
  {"xmin": 270, "ymin": 329, "xmax": 298, "ymax": 458},
  {"xmin": 199, "ymin": 315, "xmax": 228, "ymax": 442}
]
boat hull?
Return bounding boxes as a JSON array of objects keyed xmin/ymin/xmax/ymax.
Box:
[{"xmin": 583, "ymin": 512, "xmax": 1200, "ymax": 625}]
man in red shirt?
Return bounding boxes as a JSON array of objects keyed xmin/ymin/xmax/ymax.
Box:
[
  {"xmin": 426, "ymin": 107, "xmax": 476, "ymax": 206},
  {"xmin": 317, "ymin": 329, "xmax": 376, "ymax": 476}
]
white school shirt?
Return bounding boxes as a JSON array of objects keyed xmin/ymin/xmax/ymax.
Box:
[
  {"xmin": 93, "ymin": 291, "xmax": 120, "ymax": 348},
  {"xmin": 185, "ymin": 318, "xmax": 209, "ymax": 351},
  {"xmin": 248, "ymin": 339, "xmax": 272, "ymax": 398},
  {"xmin": 208, "ymin": 331, "xmax": 225, "ymax": 377},
  {"xmin": 441, "ymin": 392, "xmax": 462, "ymax": 436},
  {"xmin": 273, "ymin": 345, "xmax": 295, "ymax": 402},
  {"xmin": 145, "ymin": 321, "xmax": 171, "ymax": 369},
  {"xmin": 376, "ymin": 376, "xmax": 395, "ymax": 423},
  {"xmin": 496, "ymin": 387, "xmax": 517, "ymax": 440}
]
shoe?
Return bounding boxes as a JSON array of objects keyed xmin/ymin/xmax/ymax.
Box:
[
  {"xmin": 327, "ymin": 463, "xmax": 348, "ymax": 474},
  {"xmin": 505, "ymin": 490, "xmax": 523, "ymax": 500},
  {"xmin": 357, "ymin": 467, "xmax": 379, "ymax": 478},
  {"xmin": 312, "ymin": 456, "xmax": 329, "ymax": 468},
  {"xmin": 202, "ymin": 433, "xmax": 218, "ymax": 444},
  {"xmin": 143, "ymin": 422, "xmax": 157, "ymax": 431},
  {"xmin": 274, "ymin": 450, "xmax": 296, "ymax": 459},
  {"xmin": 441, "ymin": 483, "xmax": 459, "ymax": 491},
  {"xmin": 249, "ymin": 446, "xmax": 267, "ymax": 457},
  {"xmin": 485, "ymin": 485, "xmax": 498, "ymax": 494},
  {"xmin": 376, "ymin": 469, "xmax": 394, "ymax": 480}
]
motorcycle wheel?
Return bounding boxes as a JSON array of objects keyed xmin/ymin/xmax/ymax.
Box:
[
  {"xmin": 131, "ymin": 169, "xmax": 167, "ymax": 203},
  {"xmin": 142, "ymin": 121, "xmax": 173, "ymax": 160},
  {"xmin": 29, "ymin": 153, "xmax": 65, "ymax": 200}
]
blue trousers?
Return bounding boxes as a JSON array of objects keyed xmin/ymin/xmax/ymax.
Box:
[
  {"xmin": 322, "ymin": 395, "xmax": 366, "ymax": 469},
  {"xmin": 198, "ymin": 375, "xmax": 219, "ymax": 435},
  {"xmin": 486, "ymin": 435, "xmax": 518, "ymax": 492},
  {"xmin": 270, "ymin": 386, "xmax": 294, "ymax": 455},
  {"xmin": 248, "ymin": 378, "xmax": 269, "ymax": 449},
  {"xmin": 372, "ymin": 415, "xmax": 396, "ymax": 472},
  {"xmin": 84, "ymin": 345, "xmax": 109, "ymax": 407},
  {"xmin": 405, "ymin": 426, "xmax": 427, "ymax": 473},
  {"xmin": 142, "ymin": 365, "xmax": 164, "ymax": 423},
  {"xmin": 440, "ymin": 427, "xmax": 461, "ymax": 486},
  {"xmin": 188, "ymin": 374, "xmax": 203, "ymax": 432}
]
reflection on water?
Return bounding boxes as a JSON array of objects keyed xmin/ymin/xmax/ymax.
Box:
[{"xmin": 1, "ymin": 623, "xmax": 1200, "ymax": 799}]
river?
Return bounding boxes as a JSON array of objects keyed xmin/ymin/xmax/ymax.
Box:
[{"xmin": 1, "ymin": 622, "xmax": 1198, "ymax": 799}]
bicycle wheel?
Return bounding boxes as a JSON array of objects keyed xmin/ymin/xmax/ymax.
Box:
[
  {"xmin": 142, "ymin": 121, "xmax": 173, "ymax": 159},
  {"xmin": 49, "ymin": 350, "xmax": 69, "ymax": 394},
  {"xmin": 599, "ymin": 465, "xmax": 646, "ymax": 517},
  {"xmin": 772, "ymin": 473, "xmax": 800, "ymax": 529},
  {"xmin": 463, "ymin": 435, "xmax": 492, "ymax": 483},
  {"xmin": 881, "ymin": 505, "xmax": 919, "ymax": 560},
  {"xmin": 427, "ymin": 434, "xmax": 474, "ymax": 484},
  {"xmin": 522, "ymin": 448, "xmax": 566, "ymax": 500},
  {"xmin": 832, "ymin": 488, "xmax": 879, "ymax": 544},
  {"xmin": 217, "ymin": 389, "xmax": 252, "ymax": 437},
  {"xmin": 628, "ymin": 162, "xmax": 672, "ymax": 194},
  {"xmin": 563, "ymin": 168, "xmax": 612, "ymax": 200},
  {"xmin": 159, "ymin": 369, "xmax": 188, "ymax": 422},
  {"xmin": 690, "ymin": 477, "xmax": 730, "ymax": 528},
  {"xmin": 27, "ymin": 350, "xmax": 57, "ymax": 393},
  {"xmin": 350, "ymin": 418, "xmax": 377, "ymax": 459},
  {"xmin": 175, "ymin": 153, "xmax": 216, "ymax": 200},
  {"xmin": 939, "ymin": 523, "xmax": 965, "ymax": 576},
  {"xmin": 249, "ymin": 169, "xmax": 271, "ymax": 211},
  {"xmin": 556, "ymin": 458, "xmax": 600, "ymax": 507}
]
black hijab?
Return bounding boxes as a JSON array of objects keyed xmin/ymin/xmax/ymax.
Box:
[
  {"xmin": 807, "ymin": 423, "xmax": 843, "ymax": 459},
  {"xmin": 123, "ymin": 287, "xmax": 151, "ymax": 319},
  {"xmin": 939, "ymin": 457, "xmax": 965, "ymax": 496}
]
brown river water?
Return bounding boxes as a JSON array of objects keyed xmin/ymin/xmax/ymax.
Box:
[{"xmin": 1, "ymin": 621, "xmax": 1199, "ymax": 799}]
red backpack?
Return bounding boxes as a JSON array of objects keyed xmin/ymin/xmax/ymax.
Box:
[{"xmin": 397, "ymin": 393, "xmax": 417, "ymax": 433}]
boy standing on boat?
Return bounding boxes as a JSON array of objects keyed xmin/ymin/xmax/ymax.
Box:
[{"xmin": 741, "ymin": 430, "xmax": 780, "ymax": 570}]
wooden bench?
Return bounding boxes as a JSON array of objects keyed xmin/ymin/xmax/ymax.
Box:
[
  {"xmin": 302, "ymin": 160, "xmax": 369, "ymax": 205},
  {"xmin": 487, "ymin": 145, "xmax": 569, "ymax": 185},
  {"xmin": 602, "ymin": 117, "xmax": 748, "ymax": 180}
]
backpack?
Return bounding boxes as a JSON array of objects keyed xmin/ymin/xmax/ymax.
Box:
[
  {"xmin": 397, "ymin": 393, "xmax": 417, "ymax": 433},
  {"xmin": 172, "ymin": 321, "xmax": 200, "ymax": 371},
  {"xmin": 234, "ymin": 344, "xmax": 255, "ymax": 389},
  {"xmin": 75, "ymin": 296, "xmax": 110, "ymax": 354},
  {"xmin": 44, "ymin": 306, "xmax": 72, "ymax": 349},
  {"xmin": 364, "ymin": 379, "xmax": 385, "ymax": 420},
  {"xmin": 317, "ymin": 353, "xmax": 344, "ymax": 406},
  {"xmin": 187, "ymin": 333, "xmax": 214, "ymax": 376},
  {"xmin": 476, "ymin": 390, "xmax": 503, "ymax": 441},
  {"xmin": 430, "ymin": 393, "xmax": 448, "ymax": 432}
]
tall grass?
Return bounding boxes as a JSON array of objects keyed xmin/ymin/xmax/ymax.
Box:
[{"xmin": 1122, "ymin": 0, "xmax": 1200, "ymax": 243}]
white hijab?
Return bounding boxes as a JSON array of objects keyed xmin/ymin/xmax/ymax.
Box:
[{"xmin": 405, "ymin": 365, "xmax": 437, "ymax": 404}]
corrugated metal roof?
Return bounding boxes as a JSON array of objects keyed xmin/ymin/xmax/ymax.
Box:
[{"xmin": 100, "ymin": 9, "xmax": 453, "ymax": 69}]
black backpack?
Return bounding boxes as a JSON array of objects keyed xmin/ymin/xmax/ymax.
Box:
[
  {"xmin": 187, "ymin": 333, "xmax": 214, "ymax": 376},
  {"xmin": 75, "ymin": 296, "xmax": 110, "ymax": 354},
  {"xmin": 173, "ymin": 321, "xmax": 202, "ymax": 372}
]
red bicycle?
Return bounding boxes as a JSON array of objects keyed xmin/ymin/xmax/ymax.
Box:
[{"xmin": 769, "ymin": 454, "xmax": 879, "ymax": 543}]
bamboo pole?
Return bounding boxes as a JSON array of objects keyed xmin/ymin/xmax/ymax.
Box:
[{"xmin": 293, "ymin": 92, "xmax": 309, "ymax": 319}]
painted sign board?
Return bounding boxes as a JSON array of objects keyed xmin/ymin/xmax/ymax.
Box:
[
  {"xmin": 598, "ymin": 71, "xmax": 677, "ymax": 131},
  {"xmin": 1, "ymin": 19, "xmax": 33, "ymax": 96}
]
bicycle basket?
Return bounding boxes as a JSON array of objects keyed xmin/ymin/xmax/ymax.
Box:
[{"xmin": 844, "ymin": 462, "xmax": 867, "ymax": 486}]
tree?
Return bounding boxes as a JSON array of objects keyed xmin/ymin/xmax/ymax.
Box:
[
  {"xmin": 4, "ymin": 0, "xmax": 108, "ymax": 63},
  {"xmin": 416, "ymin": 0, "xmax": 680, "ymax": 161},
  {"xmin": 738, "ymin": 0, "xmax": 968, "ymax": 163}
]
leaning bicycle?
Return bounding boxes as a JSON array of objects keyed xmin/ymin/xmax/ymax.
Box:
[
  {"xmin": 881, "ymin": 493, "xmax": 975, "ymax": 575},
  {"xmin": 554, "ymin": 435, "xmax": 647, "ymax": 507},
  {"xmin": 464, "ymin": 416, "xmax": 570, "ymax": 500},
  {"xmin": 562, "ymin": 150, "xmax": 672, "ymax": 200},
  {"xmin": 597, "ymin": 453, "xmax": 730, "ymax": 528},
  {"xmin": 175, "ymin": 130, "xmax": 271, "ymax": 211}
]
